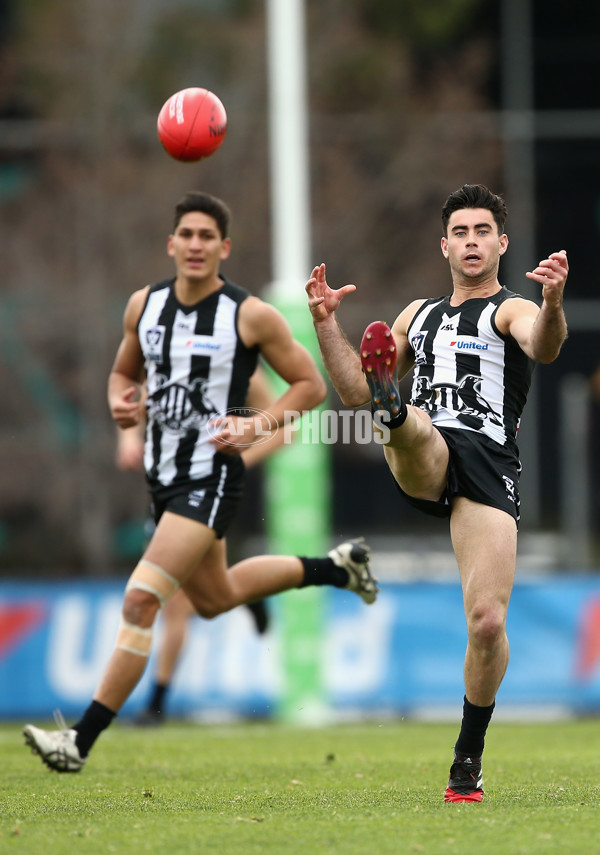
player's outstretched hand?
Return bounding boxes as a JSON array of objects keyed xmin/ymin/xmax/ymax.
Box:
[
  {"xmin": 305, "ymin": 263, "xmax": 356, "ymax": 322},
  {"xmin": 525, "ymin": 250, "xmax": 568, "ymax": 306}
]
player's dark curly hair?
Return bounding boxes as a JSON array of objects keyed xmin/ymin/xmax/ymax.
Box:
[
  {"xmin": 173, "ymin": 191, "xmax": 232, "ymax": 238},
  {"xmin": 441, "ymin": 184, "xmax": 507, "ymax": 237}
]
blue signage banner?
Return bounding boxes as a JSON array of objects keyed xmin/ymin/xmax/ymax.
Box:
[{"xmin": 1, "ymin": 576, "xmax": 600, "ymax": 720}]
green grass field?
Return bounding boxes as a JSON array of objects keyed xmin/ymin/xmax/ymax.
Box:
[{"xmin": 1, "ymin": 719, "xmax": 599, "ymax": 854}]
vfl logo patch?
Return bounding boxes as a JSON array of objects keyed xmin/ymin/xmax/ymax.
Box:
[
  {"xmin": 145, "ymin": 326, "xmax": 166, "ymax": 361},
  {"xmin": 411, "ymin": 332, "xmax": 427, "ymax": 365}
]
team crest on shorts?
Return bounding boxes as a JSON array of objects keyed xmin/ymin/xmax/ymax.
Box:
[{"xmin": 188, "ymin": 489, "xmax": 206, "ymax": 508}]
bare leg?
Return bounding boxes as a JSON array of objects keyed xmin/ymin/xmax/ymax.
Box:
[
  {"xmin": 155, "ymin": 590, "xmax": 196, "ymax": 685},
  {"xmin": 443, "ymin": 498, "xmax": 517, "ymax": 800},
  {"xmin": 93, "ymin": 643, "xmax": 152, "ymax": 712},
  {"xmin": 25, "ymin": 511, "xmax": 370, "ymax": 770},
  {"xmin": 94, "ymin": 513, "xmax": 217, "ymax": 712},
  {"xmin": 450, "ymin": 497, "xmax": 517, "ymax": 706},
  {"xmin": 95, "ymin": 511, "xmax": 355, "ymax": 712},
  {"xmin": 183, "ymin": 536, "xmax": 303, "ymax": 618},
  {"xmin": 381, "ymin": 406, "xmax": 450, "ymax": 501}
]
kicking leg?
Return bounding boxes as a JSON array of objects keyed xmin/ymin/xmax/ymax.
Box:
[{"xmin": 360, "ymin": 322, "xmax": 449, "ymax": 501}]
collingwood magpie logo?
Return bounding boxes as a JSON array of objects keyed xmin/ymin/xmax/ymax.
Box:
[
  {"xmin": 147, "ymin": 375, "xmax": 218, "ymax": 432},
  {"xmin": 413, "ymin": 374, "xmax": 503, "ymax": 430}
]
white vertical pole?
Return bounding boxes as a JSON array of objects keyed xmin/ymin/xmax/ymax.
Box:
[
  {"xmin": 266, "ymin": 0, "xmax": 311, "ymax": 291},
  {"xmin": 264, "ymin": 0, "xmax": 330, "ymax": 723}
]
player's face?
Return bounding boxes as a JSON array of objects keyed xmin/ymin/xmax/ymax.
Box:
[
  {"xmin": 168, "ymin": 211, "xmax": 231, "ymax": 282},
  {"xmin": 441, "ymin": 208, "xmax": 508, "ymax": 283}
]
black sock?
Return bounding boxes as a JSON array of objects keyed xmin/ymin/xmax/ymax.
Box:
[
  {"xmin": 298, "ymin": 556, "xmax": 348, "ymax": 589},
  {"xmin": 371, "ymin": 400, "xmax": 408, "ymax": 431},
  {"xmin": 148, "ymin": 682, "xmax": 168, "ymax": 715},
  {"xmin": 245, "ymin": 600, "xmax": 270, "ymax": 635},
  {"xmin": 73, "ymin": 700, "xmax": 117, "ymax": 757},
  {"xmin": 454, "ymin": 695, "xmax": 495, "ymax": 758}
]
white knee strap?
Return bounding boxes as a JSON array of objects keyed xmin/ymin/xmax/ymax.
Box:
[
  {"xmin": 118, "ymin": 561, "xmax": 180, "ymax": 658},
  {"xmin": 125, "ymin": 560, "xmax": 180, "ymax": 608},
  {"xmin": 116, "ymin": 619, "xmax": 154, "ymax": 658}
]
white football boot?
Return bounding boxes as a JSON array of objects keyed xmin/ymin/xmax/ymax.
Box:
[
  {"xmin": 23, "ymin": 710, "xmax": 85, "ymax": 772},
  {"xmin": 329, "ymin": 538, "xmax": 378, "ymax": 604}
]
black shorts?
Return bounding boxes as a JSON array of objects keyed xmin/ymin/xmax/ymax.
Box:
[
  {"xmin": 148, "ymin": 455, "xmax": 246, "ymax": 539},
  {"xmin": 394, "ymin": 426, "xmax": 522, "ymax": 525}
]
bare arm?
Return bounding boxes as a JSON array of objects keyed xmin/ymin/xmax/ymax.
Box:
[
  {"xmin": 240, "ymin": 365, "xmax": 289, "ymax": 468},
  {"xmin": 115, "ymin": 424, "xmax": 145, "ymax": 471},
  {"xmin": 312, "ymin": 316, "xmax": 368, "ymax": 408},
  {"xmin": 108, "ymin": 288, "xmax": 148, "ymax": 428},
  {"xmin": 389, "ymin": 303, "xmax": 422, "ymax": 377},
  {"xmin": 210, "ymin": 296, "xmax": 327, "ymax": 455},
  {"xmin": 499, "ymin": 250, "xmax": 568, "ymax": 363},
  {"xmin": 240, "ymin": 297, "xmax": 327, "ymax": 421},
  {"xmin": 305, "ymin": 263, "xmax": 371, "ymax": 406},
  {"xmin": 305, "ymin": 263, "xmax": 419, "ymax": 407}
]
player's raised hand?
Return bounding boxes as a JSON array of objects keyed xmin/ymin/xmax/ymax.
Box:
[
  {"xmin": 525, "ymin": 250, "xmax": 568, "ymax": 306},
  {"xmin": 305, "ymin": 263, "xmax": 356, "ymax": 322}
]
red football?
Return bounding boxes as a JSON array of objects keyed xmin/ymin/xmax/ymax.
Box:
[{"xmin": 157, "ymin": 88, "xmax": 227, "ymax": 162}]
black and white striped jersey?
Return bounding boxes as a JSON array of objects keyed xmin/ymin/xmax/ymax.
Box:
[
  {"xmin": 406, "ymin": 287, "xmax": 534, "ymax": 448},
  {"xmin": 138, "ymin": 276, "xmax": 258, "ymax": 487}
]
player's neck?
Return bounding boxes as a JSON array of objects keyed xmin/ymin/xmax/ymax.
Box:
[
  {"xmin": 174, "ymin": 273, "xmax": 223, "ymax": 305},
  {"xmin": 449, "ymin": 276, "xmax": 501, "ymax": 306}
]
